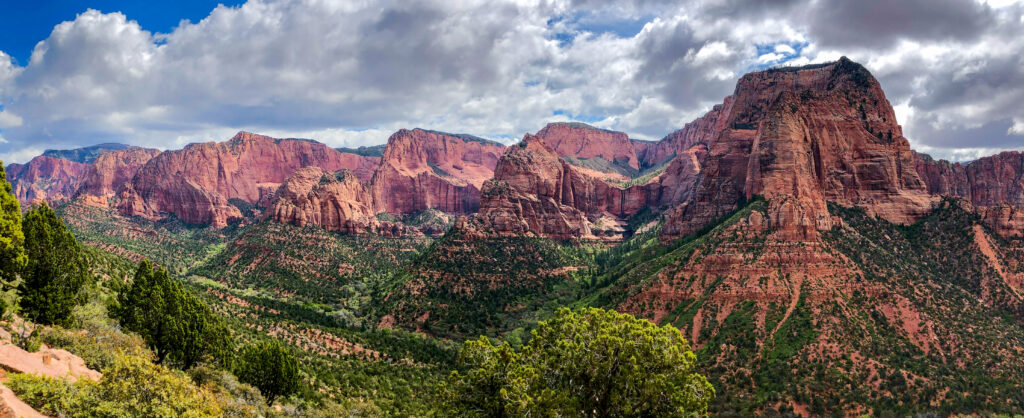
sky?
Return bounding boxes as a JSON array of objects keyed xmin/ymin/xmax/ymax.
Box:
[{"xmin": 0, "ymin": 0, "xmax": 1022, "ymax": 164}]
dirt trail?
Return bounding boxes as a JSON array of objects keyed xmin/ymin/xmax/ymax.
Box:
[
  {"xmin": 768, "ymin": 277, "xmax": 803, "ymax": 342},
  {"xmin": 973, "ymin": 225, "xmax": 1024, "ymax": 299}
]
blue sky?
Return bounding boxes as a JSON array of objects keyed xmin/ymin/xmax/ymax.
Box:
[
  {"xmin": 0, "ymin": 0, "xmax": 1021, "ymax": 164},
  {"xmin": 0, "ymin": 1, "xmax": 243, "ymax": 65}
]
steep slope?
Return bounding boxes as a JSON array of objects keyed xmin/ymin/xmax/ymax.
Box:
[
  {"xmin": 662, "ymin": 58, "xmax": 936, "ymax": 241},
  {"xmin": 6, "ymin": 156, "xmax": 91, "ymax": 206},
  {"xmin": 117, "ymin": 132, "xmax": 379, "ymax": 227},
  {"xmin": 915, "ymin": 151, "xmax": 1024, "ymax": 237},
  {"xmin": 76, "ymin": 147, "xmax": 162, "ymax": 206},
  {"xmin": 583, "ymin": 198, "xmax": 1024, "ymax": 415},
  {"xmin": 370, "ymin": 129, "xmax": 505, "ymax": 215}
]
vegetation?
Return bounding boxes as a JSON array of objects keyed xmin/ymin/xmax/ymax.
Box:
[
  {"xmin": 235, "ymin": 340, "xmax": 300, "ymax": 404},
  {"xmin": 443, "ymin": 307, "xmax": 714, "ymax": 417},
  {"xmin": 0, "ymin": 162, "xmax": 25, "ymax": 309},
  {"xmin": 8, "ymin": 354, "xmax": 226, "ymax": 417},
  {"xmin": 115, "ymin": 260, "xmax": 231, "ymax": 369},
  {"xmin": 19, "ymin": 202, "xmax": 89, "ymax": 325}
]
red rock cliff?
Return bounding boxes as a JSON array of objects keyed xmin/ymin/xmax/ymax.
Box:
[
  {"xmin": 915, "ymin": 151, "xmax": 1024, "ymax": 237},
  {"xmin": 7, "ymin": 156, "xmax": 91, "ymax": 207},
  {"xmin": 118, "ymin": 132, "xmax": 379, "ymax": 227},
  {"xmin": 76, "ymin": 147, "xmax": 162, "ymax": 204},
  {"xmin": 267, "ymin": 167, "xmax": 378, "ymax": 235},
  {"xmin": 535, "ymin": 123, "xmax": 641, "ymax": 171},
  {"xmin": 370, "ymin": 129, "xmax": 504, "ymax": 215},
  {"xmin": 662, "ymin": 57, "xmax": 936, "ymax": 241}
]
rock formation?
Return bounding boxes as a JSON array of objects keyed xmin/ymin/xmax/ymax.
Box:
[
  {"xmin": 268, "ymin": 167, "xmax": 378, "ymax": 235},
  {"xmin": 662, "ymin": 57, "xmax": 937, "ymax": 241},
  {"xmin": 370, "ymin": 129, "xmax": 504, "ymax": 215},
  {"xmin": 6, "ymin": 156, "xmax": 91, "ymax": 207},
  {"xmin": 535, "ymin": 122, "xmax": 641, "ymax": 172},
  {"xmin": 118, "ymin": 132, "xmax": 379, "ymax": 227},
  {"xmin": 915, "ymin": 151, "xmax": 1024, "ymax": 237},
  {"xmin": 76, "ymin": 147, "xmax": 162, "ymax": 206}
]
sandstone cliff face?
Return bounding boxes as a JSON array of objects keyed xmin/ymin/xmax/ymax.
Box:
[
  {"xmin": 535, "ymin": 123, "xmax": 641, "ymax": 171},
  {"xmin": 662, "ymin": 58, "xmax": 936, "ymax": 242},
  {"xmin": 915, "ymin": 151, "xmax": 1024, "ymax": 237},
  {"xmin": 76, "ymin": 147, "xmax": 162, "ymax": 205},
  {"xmin": 370, "ymin": 129, "xmax": 504, "ymax": 215},
  {"xmin": 268, "ymin": 167, "xmax": 378, "ymax": 235},
  {"xmin": 467, "ymin": 135, "xmax": 596, "ymax": 241},
  {"xmin": 7, "ymin": 156, "xmax": 91, "ymax": 207},
  {"xmin": 118, "ymin": 132, "xmax": 379, "ymax": 227}
]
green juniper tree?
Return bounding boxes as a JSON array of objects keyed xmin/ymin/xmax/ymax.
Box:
[
  {"xmin": 444, "ymin": 307, "xmax": 715, "ymax": 417},
  {"xmin": 116, "ymin": 260, "xmax": 231, "ymax": 369},
  {"xmin": 0, "ymin": 163, "xmax": 26, "ymax": 315},
  {"xmin": 18, "ymin": 202, "xmax": 88, "ymax": 325},
  {"xmin": 234, "ymin": 340, "xmax": 300, "ymax": 405}
]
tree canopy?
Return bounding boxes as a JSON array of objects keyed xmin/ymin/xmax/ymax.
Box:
[
  {"xmin": 115, "ymin": 260, "xmax": 231, "ymax": 369},
  {"xmin": 234, "ymin": 340, "xmax": 300, "ymax": 405},
  {"xmin": 19, "ymin": 202, "xmax": 88, "ymax": 325},
  {"xmin": 0, "ymin": 163, "xmax": 26, "ymax": 313},
  {"xmin": 444, "ymin": 307, "xmax": 715, "ymax": 417}
]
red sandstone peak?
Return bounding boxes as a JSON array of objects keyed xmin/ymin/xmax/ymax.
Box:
[
  {"xmin": 660, "ymin": 58, "xmax": 937, "ymax": 241},
  {"xmin": 535, "ymin": 122, "xmax": 640, "ymax": 171},
  {"xmin": 466, "ymin": 132, "xmax": 698, "ymax": 241},
  {"xmin": 117, "ymin": 132, "xmax": 380, "ymax": 227},
  {"xmin": 268, "ymin": 167, "xmax": 378, "ymax": 235},
  {"xmin": 6, "ymin": 156, "xmax": 92, "ymax": 207},
  {"xmin": 370, "ymin": 128, "xmax": 505, "ymax": 215}
]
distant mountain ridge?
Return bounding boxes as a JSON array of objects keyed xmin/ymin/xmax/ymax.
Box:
[{"xmin": 42, "ymin": 143, "xmax": 133, "ymax": 164}]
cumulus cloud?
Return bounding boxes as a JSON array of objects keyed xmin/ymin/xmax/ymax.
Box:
[{"xmin": 0, "ymin": 0, "xmax": 1021, "ymax": 163}]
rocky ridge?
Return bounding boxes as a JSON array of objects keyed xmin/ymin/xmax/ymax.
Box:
[
  {"xmin": 915, "ymin": 151, "xmax": 1024, "ymax": 237},
  {"xmin": 117, "ymin": 132, "xmax": 380, "ymax": 227},
  {"xmin": 6, "ymin": 156, "xmax": 91, "ymax": 207}
]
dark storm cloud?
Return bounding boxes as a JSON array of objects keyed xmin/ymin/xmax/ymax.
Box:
[{"xmin": 807, "ymin": 0, "xmax": 996, "ymax": 48}]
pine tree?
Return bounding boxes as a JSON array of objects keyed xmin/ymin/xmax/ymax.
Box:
[
  {"xmin": 0, "ymin": 163, "xmax": 26, "ymax": 314},
  {"xmin": 19, "ymin": 202, "xmax": 88, "ymax": 325}
]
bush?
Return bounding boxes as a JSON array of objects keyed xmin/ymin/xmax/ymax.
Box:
[
  {"xmin": 7, "ymin": 353, "xmax": 224, "ymax": 417},
  {"xmin": 443, "ymin": 307, "xmax": 715, "ymax": 417}
]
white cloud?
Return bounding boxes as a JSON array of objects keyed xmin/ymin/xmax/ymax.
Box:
[
  {"xmin": 0, "ymin": 111, "xmax": 21, "ymax": 128},
  {"xmin": 0, "ymin": 0, "xmax": 1020, "ymax": 162},
  {"xmin": 0, "ymin": 146, "xmax": 43, "ymax": 165}
]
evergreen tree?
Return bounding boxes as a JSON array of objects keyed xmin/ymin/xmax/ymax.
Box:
[
  {"xmin": 116, "ymin": 260, "xmax": 231, "ymax": 369},
  {"xmin": 0, "ymin": 163, "xmax": 26, "ymax": 313},
  {"xmin": 235, "ymin": 340, "xmax": 300, "ymax": 405},
  {"xmin": 444, "ymin": 307, "xmax": 715, "ymax": 417},
  {"xmin": 19, "ymin": 202, "xmax": 88, "ymax": 325}
]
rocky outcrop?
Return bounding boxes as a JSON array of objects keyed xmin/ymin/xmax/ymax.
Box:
[
  {"xmin": 268, "ymin": 167, "xmax": 378, "ymax": 235},
  {"xmin": 118, "ymin": 132, "xmax": 380, "ymax": 227},
  {"xmin": 915, "ymin": 151, "xmax": 1024, "ymax": 237},
  {"xmin": 76, "ymin": 147, "xmax": 162, "ymax": 205},
  {"xmin": 6, "ymin": 156, "xmax": 91, "ymax": 207},
  {"xmin": 370, "ymin": 129, "xmax": 504, "ymax": 215},
  {"xmin": 536, "ymin": 122, "xmax": 641, "ymax": 172},
  {"xmin": 662, "ymin": 58, "xmax": 937, "ymax": 241},
  {"xmin": 466, "ymin": 135, "xmax": 596, "ymax": 240}
]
